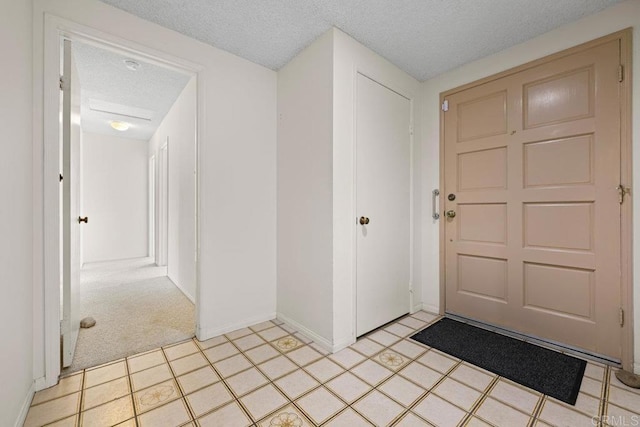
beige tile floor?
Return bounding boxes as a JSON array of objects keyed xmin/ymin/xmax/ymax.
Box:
[{"xmin": 24, "ymin": 311, "xmax": 640, "ymax": 426}]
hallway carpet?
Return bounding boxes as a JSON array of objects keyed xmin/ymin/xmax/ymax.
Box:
[{"xmin": 64, "ymin": 258, "xmax": 195, "ymax": 373}]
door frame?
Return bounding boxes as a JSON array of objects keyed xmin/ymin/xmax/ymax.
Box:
[
  {"xmin": 352, "ymin": 69, "xmax": 415, "ymax": 341},
  {"xmin": 156, "ymin": 141, "xmax": 169, "ymax": 267},
  {"xmin": 40, "ymin": 13, "xmax": 203, "ymax": 387},
  {"xmin": 438, "ymin": 29, "xmax": 633, "ymax": 369},
  {"xmin": 148, "ymin": 155, "xmax": 155, "ymax": 258}
]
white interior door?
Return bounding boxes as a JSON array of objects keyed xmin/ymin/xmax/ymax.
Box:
[
  {"xmin": 61, "ymin": 39, "xmax": 82, "ymax": 367},
  {"xmin": 356, "ymin": 73, "xmax": 411, "ymax": 336},
  {"xmin": 157, "ymin": 143, "xmax": 168, "ymax": 266}
]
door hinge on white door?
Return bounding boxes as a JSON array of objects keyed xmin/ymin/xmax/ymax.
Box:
[
  {"xmin": 618, "ymin": 65, "xmax": 624, "ymax": 83},
  {"xmin": 59, "ymin": 75, "xmax": 69, "ymax": 91},
  {"xmin": 619, "ymin": 307, "xmax": 624, "ymax": 327},
  {"xmin": 442, "ymin": 99, "xmax": 449, "ymax": 112}
]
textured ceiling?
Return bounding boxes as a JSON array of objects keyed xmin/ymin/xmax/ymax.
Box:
[
  {"xmin": 98, "ymin": 0, "xmax": 622, "ymax": 81},
  {"xmin": 73, "ymin": 41, "xmax": 190, "ymax": 140}
]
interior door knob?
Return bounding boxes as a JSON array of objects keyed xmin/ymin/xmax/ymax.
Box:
[
  {"xmin": 359, "ymin": 216, "xmax": 370, "ymax": 225},
  {"xmin": 78, "ymin": 216, "xmax": 88, "ymax": 224},
  {"xmin": 445, "ymin": 210, "xmax": 456, "ymax": 219}
]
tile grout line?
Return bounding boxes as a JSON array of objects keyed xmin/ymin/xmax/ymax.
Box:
[
  {"xmin": 122, "ymin": 355, "xmax": 140, "ymax": 427},
  {"xmin": 460, "ymin": 375, "xmax": 500, "ymax": 426},
  {"xmin": 528, "ymin": 393, "xmax": 546, "ymax": 427},
  {"xmin": 162, "ymin": 340, "xmax": 197, "ymax": 423},
  {"xmin": 599, "ymin": 365, "xmax": 610, "ymax": 426}
]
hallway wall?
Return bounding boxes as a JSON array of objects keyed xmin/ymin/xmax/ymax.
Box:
[{"xmin": 82, "ymin": 132, "xmax": 148, "ymax": 263}]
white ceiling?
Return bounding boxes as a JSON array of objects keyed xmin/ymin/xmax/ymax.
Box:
[
  {"xmin": 98, "ymin": 0, "xmax": 623, "ymax": 81},
  {"xmin": 73, "ymin": 41, "xmax": 191, "ymax": 140}
]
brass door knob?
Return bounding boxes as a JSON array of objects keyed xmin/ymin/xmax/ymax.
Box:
[
  {"xmin": 78, "ymin": 216, "xmax": 88, "ymax": 224},
  {"xmin": 445, "ymin": 210, "xmax": 456, "ymax": 219},
  {"xmin": 359, "ymin": 216, "xmax": 370, "ymax": 225}
]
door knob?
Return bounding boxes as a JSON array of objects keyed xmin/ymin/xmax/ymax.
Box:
[
  {"xmin": 78, "ymin": 216, "xmax": 88, "ymax": 224},
  {"xmin": 445, "ymin": 210, "xmax": 456, "ymax": 219},
  {"xmin": 359, "ymin": 216, "xmax": 370, "ymax": 225}
]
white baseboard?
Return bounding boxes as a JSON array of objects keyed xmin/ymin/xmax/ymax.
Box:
[
  {"xmin": 15, "ymin": 382, "xmax": 35, "ymax": 427},
  {"xmin": 411, "ymin": 303, "xmax": 423, "ymax": 314},
  {"xmin": 421, "ymin": 303, "xmax": 440, "ymax": 315},
  {"xmin": 276, "ymin": 312, "xmax": 335, "ymax": 353},
  {"xmin": 331, "ymin": 336, "xmax": 355, "ymax": 353},
  {"xmin": 197, "ymin": 312, "xmax": 276, "ymax": 341},
  {"xmin": 34, "ymin": 376, "xmax": 47, "ymax": 392},
  {"xmin": 167, "ymin": 276, "xmax": 195, "ymax": 304}
]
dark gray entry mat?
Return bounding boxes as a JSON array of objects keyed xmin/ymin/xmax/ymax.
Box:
[{"xmin": 410, "ymin": 317, "xmax": 586, "ymax": 405}]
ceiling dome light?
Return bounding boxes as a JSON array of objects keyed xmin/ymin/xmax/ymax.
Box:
[
  {"xmin": 110, "ymin": 121, "xmax": 130, "ymax": 131},
  {"xmin": 124, "ymin": 59, "xmax": 140, "ymax": 71}
]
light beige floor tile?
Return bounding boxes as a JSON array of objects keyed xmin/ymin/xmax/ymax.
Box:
[
  {"xmin": 239, "ymin": 384, "xmax": 288, "ymax": 421},
  {"xmin": 394, "ymin": 412, "xmax": 431, "ymax": 426},
  {"xmin": 412, "ymin": 394, "xmax": 466, "ymax": 427},
  {"xmin": 368, "ymin": 330, "xmax": 401, "ymax": 347},
  {"xmin": 375, "ymin": 350, "xmax": 409, "ymax": 371},
  {"xmin": 305, "ymin": 358, "xmax": 345, "ymax": 383},
  {"xmin": 245, "ymin": 343, "xmax": 280, "ymax": 364},
  {"xmin": 351, "ymin": 359, "xmax": 393, "ymax": 386},
  {"xmin": 83, "ymin": 376, "xmax": 130, "ymax": 411},
  {"xmin": 233, "ymin": 333, "xmax": 266, "ymax": 351},
  {"xmin": 170, "ymin": 352, "xmax": 208, "ymax": 376},
  {"xmin": 378, "ymin": 375, "xmax": 426, "ymax": 407},
  {"xmin": 293, "ymin": 332, "xmax": 313, "ymax": 344},
  {"xmin": 324, "ymin": 408, "xmax": 374, "ymax": 426},
  {"xmin": 257, "ymin": 404, "xmax": 313, "ymax": 427},
  {"xmin": 134, "ymin": 379, "xmax": 181, "ymax": 414},
  {"xmin": 350, "ymin": 338, "xmax": 385, "ymax": 357},
  {"xmin": 226, "ymin": 367, "xmax": 269, "ymax": 397},
  {"xmin": 608, "ymin": 384, "xmax": 640, "ymax": 412},
  {"xmin": 607, "ymin": 403, "xmax": 640, "ymax": 420},
  {"xmin": 580, "ymin": 376, "xmax": 604, "ymax": 398},
  {"xmin": 185, "ymin": 381, "xmax": 234, "ymax": 418},
  {"xmin": 272, "ymin": 335, "xmax": 303, "ymax": 353},
  {"xmin": 399, "ymin": 361, "xmax": 442, "ymax": 389},
  {"xmin": 274, "ymin": 369, "xmax": 320, "ymax": 400},
  {"xmin": 203, "ymin": 342, "xmax": 240, "ymax": 363},
  {"xmin": 164, "ymin": 341, "xmax": 199, "ymax": 361},
  {"xmin": 391, "ymin": 340, "xmax": 427, "ymax": 360},
  {"xmin": 584, "ymin": 363, "xmax": 605, "ymax": 381},
  {"xmin": 286, "ymin": 345, "xmax": 323, "ymax": 366},
  {"xmin": 280, "ymin": 323, "xmax": 298, "ymax": 333},
  {"xmin": 137, "ymin": 398, "xmax": 191, "ymax": 426},
  {"xmin": 177, "ymin": 366, "xmax": 220, "ymax": 394},
  {"xmin": 411, "ymin": 311, "xmax": 437, "ymax": 323},
  {"xmin": 449, "ymin": 364, "xmax": 494, "ymax": 391},
  {"xmin": 130, "ymin": 363, "xmax": 173, "ymax": 391},
  {"xmin": 258, "ymin": 326, "xmax": 289, "ymax": 342},
  {"xmin": 258, "ymin": 355, "xmax": 298, "ymax": 380},
  {"xmin": 213, "ymin": 353, "xmax": 252, "ymax": 378},
  {"xmin": 325, "ymin": 372, "xmax": 372, "ymax": 404},
  {"xmin": 574, "ymin": 392, "xmax": 601, "ymax": 416},
  {"xmin": 329, "ymin": 348, "xmax": 367, "ymax": 369},
  {"xmin": 225, "ymin": 327, "xmax": 253, "ymax": 340},
  {"xmin": 249, "ymin": 320, "xmax": 276, "ymax": 332},
  {"xmin": 45, "ymin": 414, "xmax": 78, "ymax": 427},
  {"xmin": 24, "ymin": 392, "xmax": 80, "ymax": 427},
  {"xmin": 195, "ymin": 335, "xmax": 227, "ymax": 350},
  {"xmin": 609, "ymin": 370, "xmax": 640, "ymax": 394},
  {"xmin": 352, "ymin": 390, "xmax": 405, "ymax": 426},
  {"xmin": 398, "ymin": 317, "xmax": 428, "ymax": 330},
  {"xmin": 32, "ymin": 373, "xmax": 83, "ymax": 405},
  {"xmin": 539, "ymin": 399, "xmax": 594, "ymax": 426},
  {"xmin": 466, "ymin": 416, "xmax": 493, "ymax": 426},
  {"xmin": 476, "ymin": 396, "xmax": 531, "ymax": 426},
  {"xmin": 296, "ymin": 386, "xmax": 346, "ymax": 425},
  {"xmin": 488, "ymin": 379, "xmax": 539, "ymax": 414},
  {"xmin": 81, "ymin": 395, "xmax": 134, "ymax": 427},
  {"xmin": 84, "ymin": 360, "xmax": 128, "ymax": 388},
  {"xmin": 128, "ymin": 350, "xmax": 166, "ymax": 374},
  {"xmin": 417, "ymin": 350, "xmax": 458, "ymax": 374},
  {"xmin": 309, "ymin": 342, "xmax": 331, "ymax": 355},
  {"xmin": 385, "ymin": 323, "xmax": 415, "ymax": 338},
  {"xmin": 433, "ymin": 377, "xmax": 481, "ymax": 411},
  {"xmin": 196, "ymin": 401, "xmax": 252, "ymax": 427}
]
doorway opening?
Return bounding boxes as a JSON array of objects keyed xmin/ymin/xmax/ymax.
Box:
[{"xmin": 59, "ymin": 37, "xmax": 198, "ymax": 373}]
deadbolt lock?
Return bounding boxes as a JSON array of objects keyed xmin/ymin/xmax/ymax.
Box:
[
  {"xmin": 359, "ymin": 216, "xmax": 370, "ymax": 225},
  {"xmin": 448, "ymin": 193, "xmax": 456, "ymax": 201},
  {"xmin": 445, "ymin": 210, "xmax": 456, "ymax": 219}
]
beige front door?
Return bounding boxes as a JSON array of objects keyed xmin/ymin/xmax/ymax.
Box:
[{"xmin": 443, "ymin": 38, "xmax": 623, "ymax": 359}]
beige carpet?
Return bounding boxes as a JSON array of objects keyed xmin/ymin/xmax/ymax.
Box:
[{"xmin": 63, "ymin": 257, "xmax": 195, "ymax": 373}]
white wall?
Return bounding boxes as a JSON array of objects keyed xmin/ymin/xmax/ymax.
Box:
[
  {"xmin": 0, "ymin": 0, "xmax": 34, "ymax": 425},
  {"xmin": 148, "ymin": 79, "xmax": 197, "ymax": 301},
  {"xmin": 82, "ymin": 132, "xmax": 148, "ymax": 263},
  {"xmin": 33, "ymin": 0, "xmax": 277, "ymax": 386},
  {"xmin": 277, "ymin": 31, "xmax": 334, "ymax": 346},
  {"xmin": 420, "ymin": 0, "xmax": 640, "ymax": 372},
  {"xmin": 332, "ymin": 29, "xmax": 422, "ymax": 350}
]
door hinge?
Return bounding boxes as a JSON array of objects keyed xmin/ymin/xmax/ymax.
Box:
[
  {"xmin": 618, "ymin": 65, "xmax": 624, "ymax": 83},
  {"xmin": 59, "ymin": 173, "xmax": 63, "ymax": 182},
  {"xmin": 59, "ymin": 75, "xmax": 70, "ymax": 91},
  {"xmin": 442, "ymin": 99, "xmax": 449, "ymax": 112},
  {"xmin": 616, "ymin": 184, "xmax": 630, "ymax": 204},
  {"xmin": 409, "ymin": 125, "xmax": 414, "ymax": 136},
  {"xmin": 619, "ymin": 307, "xmax": 624, "ymax": 327}
]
